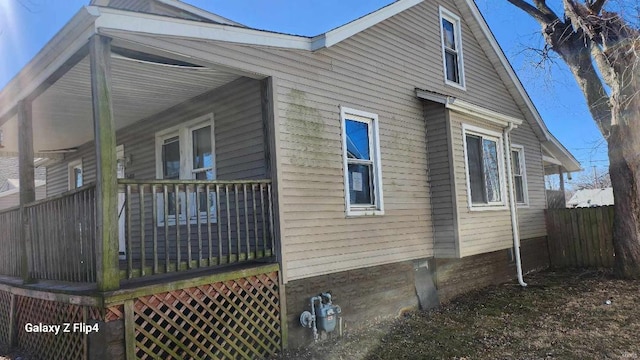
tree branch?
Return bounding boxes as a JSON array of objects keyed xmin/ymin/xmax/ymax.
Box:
[
  {"xmin": 506, "ymin": 0, "xmax": 552, "ymax": 25},
  {"xmin": 587, "ymin": 0, "xmax": 607, "ymax": 15},
  {"xmin": 532, "ymin": 0, "xmax": 561, "ymax": 21},
  {"xmin": 506, "ymin": 0, "xmax": 613, "ymax": 136}
]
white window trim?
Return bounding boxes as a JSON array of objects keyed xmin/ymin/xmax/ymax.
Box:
[
  {"xmin": 68, "ymin": 159, "xmax": 83, "ymax": 190},
  {"xmin": 511, "ymin": 144, "xmax": 529, "ymax": 207},
  {"xmin": 462, "ymin": 124, "xmax": 508, "ymax": 211},
  {"xmin": 340, "ymin": 106, "xmax": 384, "ymax": 217},
  {"xmin": 154, "ymin": 113, "xmax": 217, "ymax": 226},
  {"xmin": 439, "ymin": 6, "xmax": 466, "ymax": 90}
]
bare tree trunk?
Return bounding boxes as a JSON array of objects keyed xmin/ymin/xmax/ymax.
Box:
[
  {"xmin": 608, "ymin": 91, "xmax": 640, "ymax": 278},
  {"xmin": 505, "ymin": 0, "xmax": 640, "ymax": 278}
]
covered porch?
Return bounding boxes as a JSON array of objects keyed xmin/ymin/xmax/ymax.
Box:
[
  {"xmin": 0, "ymin": 3, "xmax": 290, "ymax": 358},
  {"xmin": 0, "ymin": 32, "xmax": 279, "ymax": 290},
  {"xmin": 541, "ymin": 140, "xmax": 581, "ymax": 209}
]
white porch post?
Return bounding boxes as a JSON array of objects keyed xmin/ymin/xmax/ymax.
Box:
[
  {"xmin": 17, "ymin": 99, "xmax": 35, "ymax": 284},
  {"xmin": 90, "ymin": 34, "xmax": 120, "ymax": 291}
]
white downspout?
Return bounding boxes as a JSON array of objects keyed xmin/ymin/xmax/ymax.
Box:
[{"xmin": 503, "ymin": 123, "xmax": 527, "ymax": 287}]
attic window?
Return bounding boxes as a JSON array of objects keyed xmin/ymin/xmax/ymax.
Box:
[{"xmin": 439, "ymin": 7, "xmax": 465, "ymax": 89}]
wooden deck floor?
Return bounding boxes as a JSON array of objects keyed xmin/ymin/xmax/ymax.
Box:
[{"xmin": 0, "ymin": 257, "xmax": 276, "ymax": 298}]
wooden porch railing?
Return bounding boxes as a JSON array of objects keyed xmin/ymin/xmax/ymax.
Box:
[
  {"xmin": 25, "ymin": 185, "xmax": 97, "ymax": 282},
  {"xmin": 118, "ymin": 179, "xmax": 275, "ymax": 279},
  {"xmin": 0, "ymin": 179, "xmax": 275, "ymax": 284},
  {"xmin": 0, "ymin": 206, "xmax": 21, "ymax": 277}
]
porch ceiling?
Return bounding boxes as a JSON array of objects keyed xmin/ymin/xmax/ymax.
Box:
[{"xmin": 0, "ymin": 53, "xmax": 241, "ymax": 154}]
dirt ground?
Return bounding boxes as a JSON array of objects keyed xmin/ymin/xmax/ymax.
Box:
[
  {"xmin": 276, "ymin": 270, "xmax": 640, "ymax": 360},
  {"xmin": 2, "ymin": 270, "xmax": 638, "ymax": 360}
]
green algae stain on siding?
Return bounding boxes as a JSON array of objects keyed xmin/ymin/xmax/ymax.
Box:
[{"xmin": 284, "ymin": 89, "xmax": 333, "ymax": 168}]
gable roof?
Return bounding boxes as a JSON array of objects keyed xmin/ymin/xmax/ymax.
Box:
[
  {"xmin": 456, "ymin": 0, "xmax": 579, "ymax": 172},
  {"xmin": 90, "ymin": 0, "xmax": 245, "ymax": 26},
  {"xmin": 0, "ymin": 0, "xmax": 580, "ymax": 174}
]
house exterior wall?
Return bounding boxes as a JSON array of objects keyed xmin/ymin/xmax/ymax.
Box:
[
  {"xmin": 435, "ymin": 236, "xmax": 549, "ymax": 302},
  {"xmin": 511, "ymin": 120, "xmax": 547, "ymax": 240},
  {"xmin": 103, "ymin": 0, "xmax": 547, "ymax": 282},
  {"xmin": 449, "ymin": 112, "xmax": 513, "ymax": 257},
  {"xmin": 285, "ymin": 260, "xmax": 421, "ymax": 347},
  {"xmin": 46, "ymin": 77, "xmax": 265, "ymax": 196},
  {"xmin": 424, "ymin": 105, "xmax": 548, "ymax": 260},
  {"xmin": 424, "ymin": 102, "xmax": 458, "ymax": 258},
  {"xmin": 448, "ymin": 109, "xmax": 548, "ymax": 258},
  {"xmin": 0, "ymin": 185, "xmax": 46, "ymax": 211},
  {"xmin": 107, "ymin": 0, "xmax": 150, "ymax": 13}
]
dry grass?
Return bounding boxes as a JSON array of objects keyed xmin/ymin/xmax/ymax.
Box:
[
  {"xmin": 276, "ymin": 270, "xmax": 640, "ymax": 360},
  {"xmin": 2, "ymin": 270, "xmax": 638, "ymax": 359}
]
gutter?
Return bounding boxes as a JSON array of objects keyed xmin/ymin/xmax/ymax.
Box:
[{"xmin": 503, "ymin": 123, "xmax": 527, "ymax": 287}]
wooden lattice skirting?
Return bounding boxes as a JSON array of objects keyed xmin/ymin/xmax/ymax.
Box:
[
  {"xmin": 0, "ymin": 290, "xmax": 11, "ymax": 346},
  {"xmin": 12, "ymin": 295, "xmax": 101, "ymax": 360},
  {"xmin": 131, "ymin": 271, "xmax": 281, "ymax": 359}
]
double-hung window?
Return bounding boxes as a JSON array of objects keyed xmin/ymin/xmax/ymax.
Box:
[
  {"xmin": 440, "ymin": 7, "xmax": 465, "ymax": 88},
  {"xmin": 511, "ymin": 145, "xmax": 528, "ymax": 205},
  {"xmin": 156, "ymin": 114, "xmax": 217, "ymax": 225},
  {"xmin": 341, "ymin": 107, "xmax": 384, "ymax": 216},
  {"xmin": 463, "ymin": 125, "xmax": 505, "ymax": 208}
]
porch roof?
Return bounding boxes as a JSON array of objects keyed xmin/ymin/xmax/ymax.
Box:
[
  {"xmin": 0, "ymin": 0, "xmax": 426, "ymax": 147},
  {"xmin": 542, "ymin": 139, "xmax": 582, "ymax": 175},
  {"xmin": 0, "ymin": 51, "xmax": 242, "ymax": 154}
]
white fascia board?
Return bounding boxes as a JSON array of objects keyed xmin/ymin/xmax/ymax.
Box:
[
  {"xmin": 463, "ymin": 0, "xmax": 549, "ymax": 140},
  {"xmin": 543, "ymin": 136, "xmax": 582, "ymax": 172},
  {"xmin": 93, "ymin": 7, "xmax": 313, "ymax": 50},
  {"xmin": 0, "ymin": 7, "xmax": 98, "ymax": 124},
  {"xmin": 154, "ymin": 0, "xmax": 246, "ymax": 27},
  {"xmin": 446, "ymin": 98, "xmax": 523, "ymax": 127},
  {"xmin": 315, "ymin": 0, "xmax": 424, "ymax": 50}
]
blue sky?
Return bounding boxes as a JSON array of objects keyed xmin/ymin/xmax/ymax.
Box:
[{"xmin": 0, "ymin": 0, "xmax": 608, "ymax": 180}]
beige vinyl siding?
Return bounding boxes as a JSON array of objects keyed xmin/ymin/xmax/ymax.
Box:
[
  {"xmin": 424, "ymin": 102, "xmax": 458, "ymax": 258},
  {"xmin": 46, "ymin": 142, "xmax": 96, "ymax": 196},
  {"xmin": 450, "ymin": 110, "xmax": 548, "ymax": 257},
  {"xmin": 74, "ymin": 0, "xmax": 545, "ymax": 280},
  {"xmin": 276, "ymin": 79, "xmax": 433, "ymax": 281},
  {"xmin": 107, "ymin": 0, "xmax": 150, "ymax": 13},
  {"xmin": 449, "ymin": 111, "xmax": 513, "ymax": 257},
  {"xmin": 46, "ymin": 77, "xmax": 265, "ymax": 196},
  {"xmin": 511, "ymin": 121, "xmax": 547, "ymax": 240},
  {"xmin": 103, "ymin": 0, "xmax": 535, "ymax": 282}
]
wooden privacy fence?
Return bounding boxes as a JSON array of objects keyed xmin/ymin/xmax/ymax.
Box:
[{"xmin": 545, "ymin": 206, "xmax": 614, "ymax": 268}]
